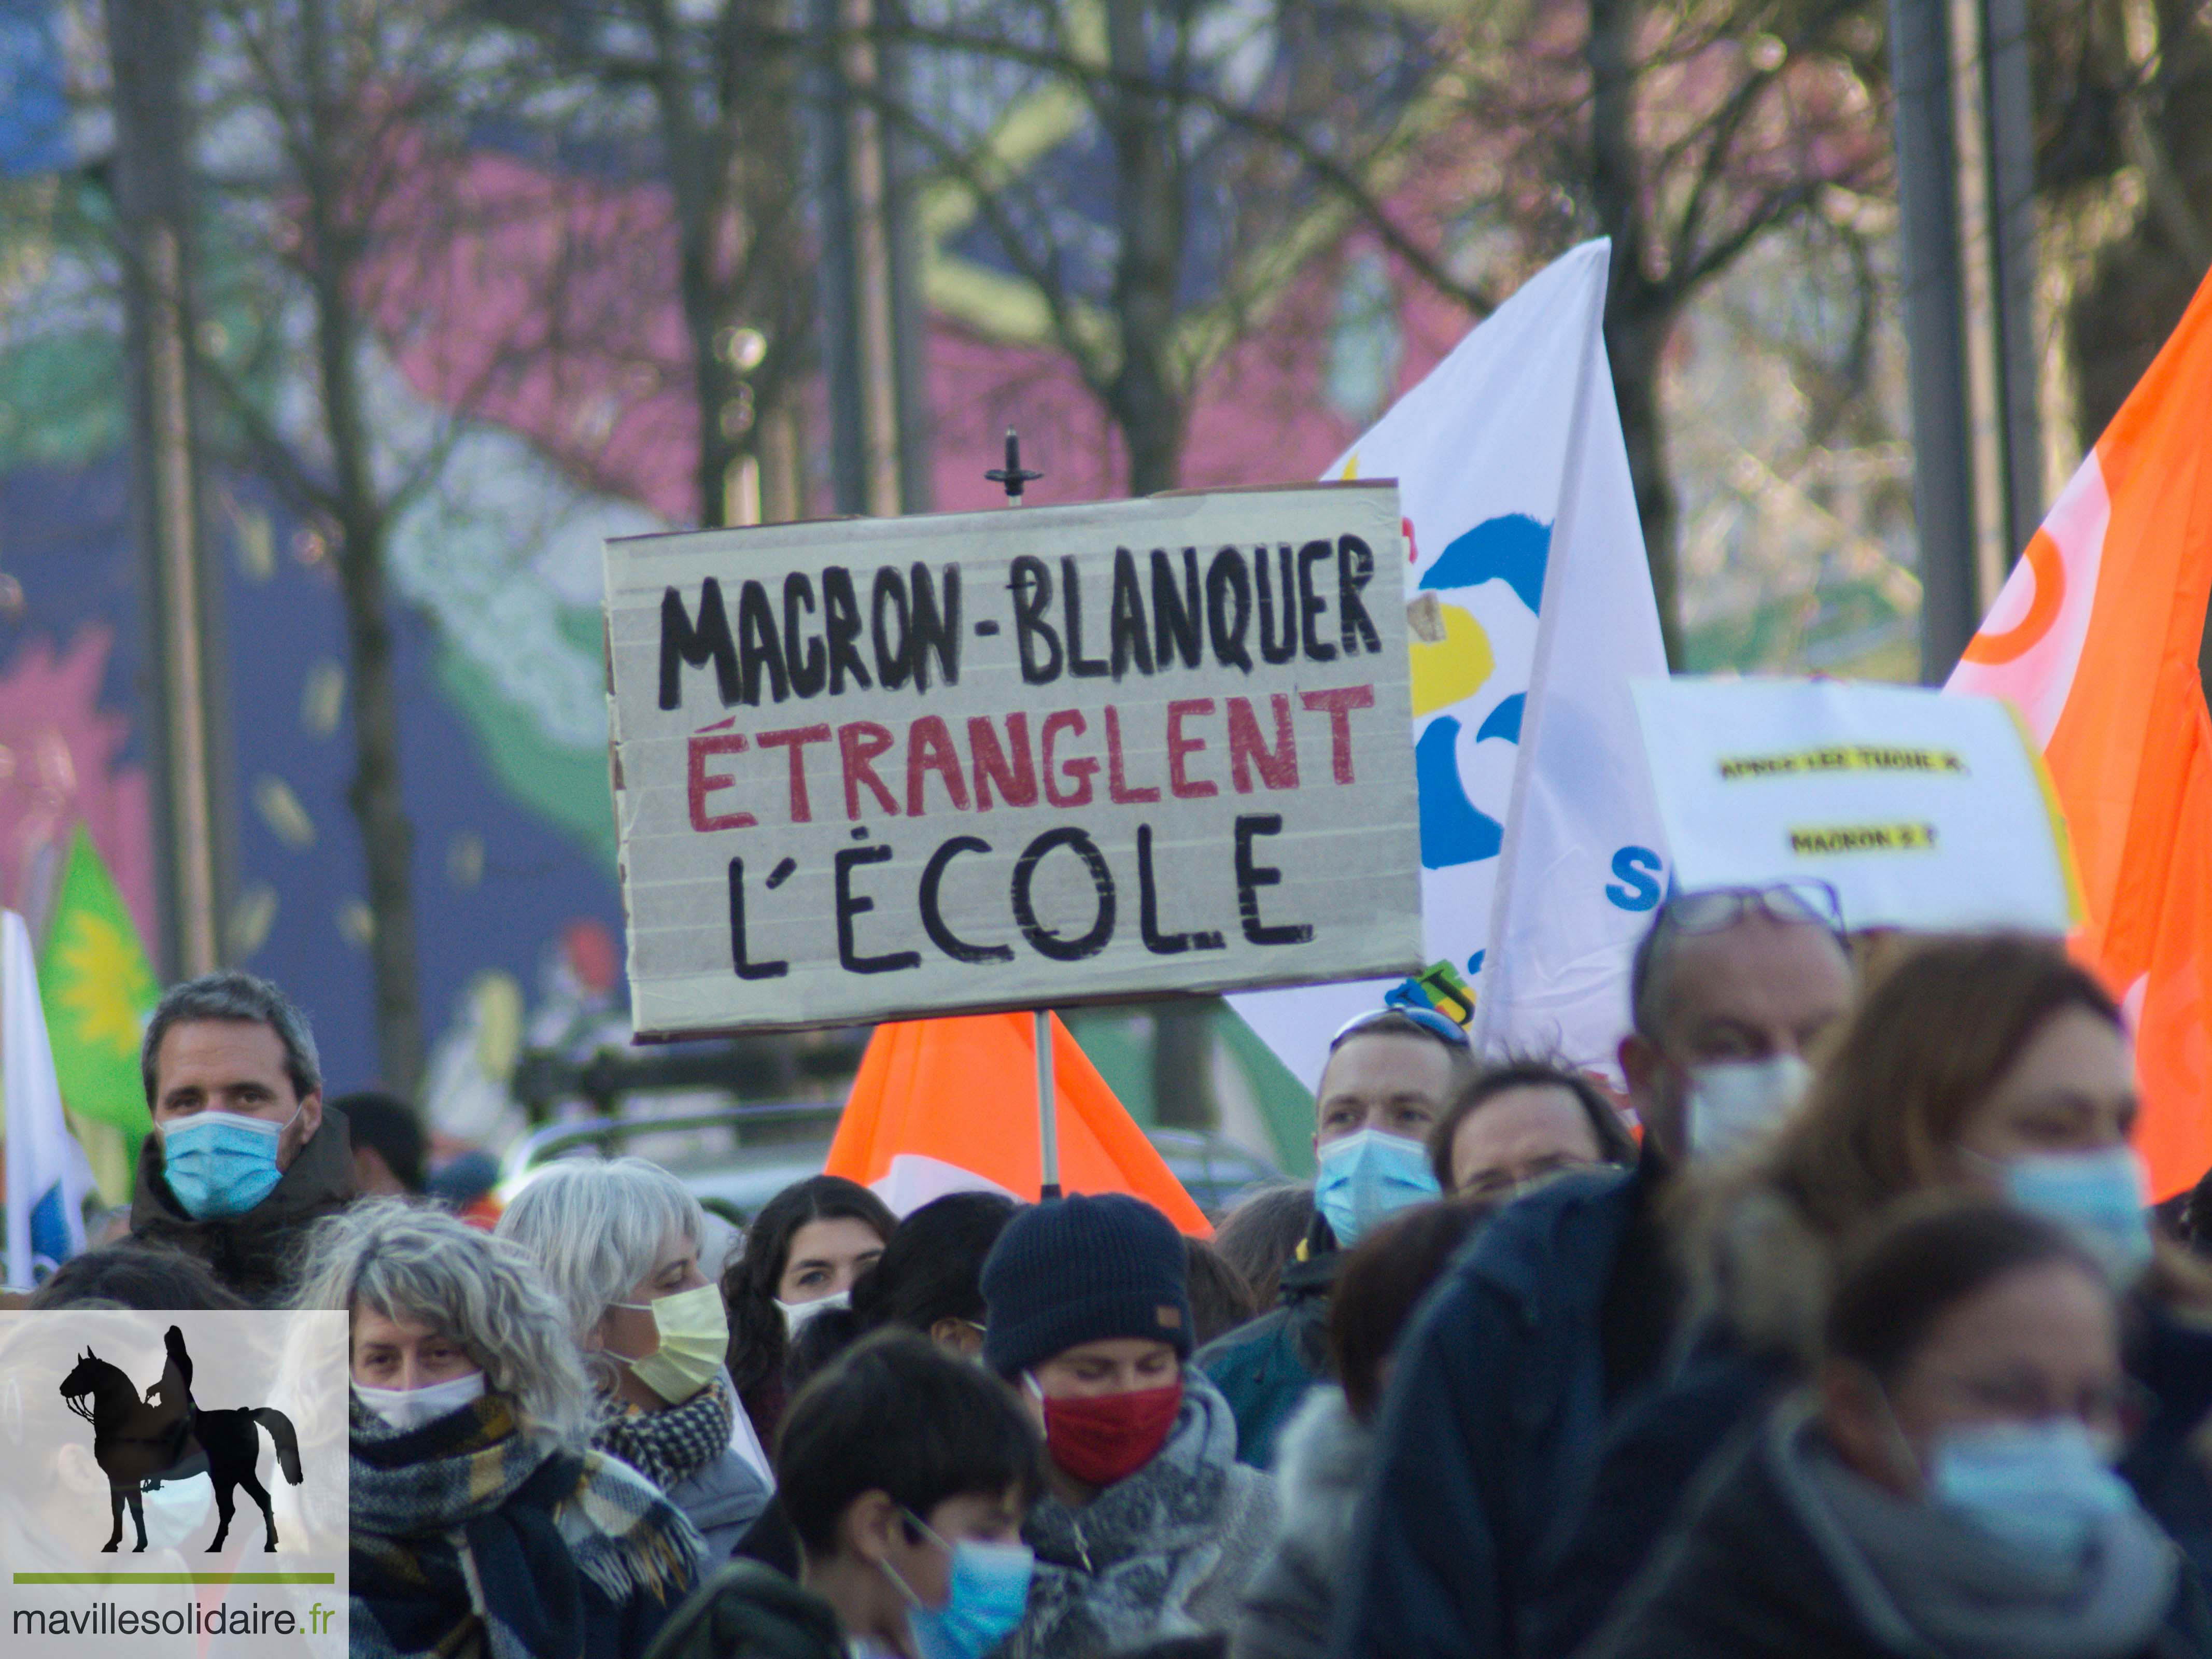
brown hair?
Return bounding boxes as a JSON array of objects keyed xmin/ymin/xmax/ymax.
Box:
[
  {"xmin": 1681, "ymin": 933, "xmax": 2125, "ymax": 1360},
  {"xmin": 1184, "ymin": 1236, "xmax": 1260, "ymax": 1345},
  {"xmin": 1763, "ymin": 933, "xmax": 2119, "ymax": 1239},
  {"xmin": 1827, "ymin": 1198, "xmax": 2107, "ymax": 1383},
  {"xmin": 1328, "ymin": 1198, "xmax": 1494, "ymax": 1422},
  {"xmin": 1212, "ymin": 1183, "xmax": 1316, "ymax": 1310},
  {"xmin": 1426, "ymin": 1058, "xmax": 1637, "ymax": 1191},
  {"xmin": 724, "ymin": 1175, "xmax": 897, "ymax": 1402}
]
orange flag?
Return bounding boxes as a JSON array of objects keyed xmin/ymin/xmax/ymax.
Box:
[
  {"xmin": 1949, "ymin": 262, "xmax": 2212, "ymax": 1198},
  {"xmin": 826, "ymin": 1012, "xmax": 1213, "ymax": 1234}
]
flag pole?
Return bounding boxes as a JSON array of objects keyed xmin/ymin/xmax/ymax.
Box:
[
  {"xmin": 1033, "ymin": 1008, "xmax": 1058, "ymax": 1201},
  {"xmin": 985, "ymin": 430, "xmax": 1061, "ymax": 1199}
]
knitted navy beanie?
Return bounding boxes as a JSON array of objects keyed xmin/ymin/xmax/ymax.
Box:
[{"xmin": 980, "ymin": 1192, "xmax": 1192, "ymax": 1379}]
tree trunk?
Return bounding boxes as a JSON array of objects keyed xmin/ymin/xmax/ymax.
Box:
[
  {"xmin": 302, "ymin": 0, "xmax": 423, "ymax": 1092},
  {"xmin": 1608, "ymin": 301, "xmax": 1682, "ymax": 666},
  {"xmin": 334, "ymin": 516, "xmax": 424, "ymax": 1094},
  {"xmin": 109, "ymin": 0, "xmax": 229, "ymax": 980},
  {"xmin": 1575, "ymin": 0, "xmax": 1672, "ymax": 668},
  {"xmin": 1103, "ymin": 0, "xmax": 1186, "ymax": 498},
  {"xmin": 1584, "ymin": 0, "xmax": 1682, "ymax": 665},
  {"xmin": 685, "ymin": 257, "xmax": 742, "ymax": 529},
  {"xmin": 1149, "ymin": 1003, "xmax": 1217, "ymax": 1131},
  {"xmin": 651, "ymin": 36, "xmax": 741, "ymax": 529},
  {"xmin": 1101, "ymin": 0, "xmax": 1211, "ymax": 1122}
]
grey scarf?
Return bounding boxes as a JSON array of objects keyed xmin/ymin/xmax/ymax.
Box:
[
  {"xmin": 1015, "ymin": 1370, "xmax": 1242, "ymax": 1658},
  {"xmin": 1767, "ymin": 1403, "xmax": 2176, "ymax": 1659}
]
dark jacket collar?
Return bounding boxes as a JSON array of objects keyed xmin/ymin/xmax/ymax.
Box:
[
  {"xmin": 131, "ymin": 1106, "xmax": 356, "ymax": 1301},
  {"xmin": 1460, "ymin": 1161, "xmax": 1646, "ymax": 1319},
  {"xmin": 1277, "ymin": 1216, "xmax": 1344, "ymax": 1305},
  {"xmin": 1278, "ymin": 1250, "xmax": 1340, "ymax": 1303}
]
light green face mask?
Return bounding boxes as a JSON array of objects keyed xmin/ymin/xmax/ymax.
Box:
[{"xmin": 611, "ymin": 1282, "xmax": 729, "ymax": 1404}]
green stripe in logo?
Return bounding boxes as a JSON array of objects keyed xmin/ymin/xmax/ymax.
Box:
[{"xmin": 12, "ymin": 1572, "xmax": 336, "ymax": 1584}]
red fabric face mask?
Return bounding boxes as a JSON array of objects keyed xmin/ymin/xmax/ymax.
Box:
[{"xmin": 1037, "ymin": 1379, "xmax": 1184, "ymax": 1488}]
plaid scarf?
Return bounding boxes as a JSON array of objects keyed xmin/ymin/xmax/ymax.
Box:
[
  {"xmin": 594, "ymin": 1372, "xmax": 737, "ymax": 1493},
  {"xmin": 349, "ymin": 1393, "xmax": 703, "ymax": 1659}
]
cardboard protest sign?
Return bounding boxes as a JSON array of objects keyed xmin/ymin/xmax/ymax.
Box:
[
  {"xmin": 605, "ymin": 485, "xmax": 1422, "ymax": 1036},
  {"xmin": 1632, "ymin": 678, "xmax": 2078, "ymax": 933}
]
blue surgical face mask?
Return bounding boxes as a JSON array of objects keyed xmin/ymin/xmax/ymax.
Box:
[
  {"xmin": 1315, "ymin": 1129, "xmax": 1441, "ymax": 1247},
  {"xmin": 1929, "ymin": 1417, "xmax": 2134, "ymax": 1561},
  {"xmin": 159, "ymin": 1108, "xmax": 297, "ymax": 1219},
  {"xmin": 883, "ymin": 1512, "xmax": 1034, "ymax": 1659},
  {"xmin": 2003, "ymin": 1146, "xmax": 2154, "ymax": 1286}
]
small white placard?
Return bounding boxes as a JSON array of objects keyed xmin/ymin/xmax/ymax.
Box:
[{"xmin": 1632, "ymin": 677, "xmax": 2076, "ymax": 932}]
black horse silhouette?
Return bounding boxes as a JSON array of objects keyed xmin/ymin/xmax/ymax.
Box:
[{"xmin": 58, "ymin": 1326, "xmax": 303, "ymax": 1554}]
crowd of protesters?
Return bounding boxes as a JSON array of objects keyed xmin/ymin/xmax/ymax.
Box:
[{"xmin": 11, "ymin": 878, "xmax": 2212, "ymax": 1659}]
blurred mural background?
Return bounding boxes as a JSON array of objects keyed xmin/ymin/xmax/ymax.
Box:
[{"xmin": 0, "ymin": 0, "xmax": 2204, "ymax": 1182}]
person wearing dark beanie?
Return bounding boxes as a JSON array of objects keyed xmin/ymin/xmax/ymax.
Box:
[
  {"xmin": 980, "ymin": 1194, "xmax": 1280, "ymax": 1659},
  {"xmin": 982, "ymin": 1192, "xmax": 1194, "ymax": 1379}
]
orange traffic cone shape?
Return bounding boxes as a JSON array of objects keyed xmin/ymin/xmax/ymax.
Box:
[
  {"xmin": 826, "ymin": 1012, "xmax": 1211, "ymax": 1235},
  {"xmin": 1951, "ymin": 260, "xmax": 2212, "ymax": 1199}
]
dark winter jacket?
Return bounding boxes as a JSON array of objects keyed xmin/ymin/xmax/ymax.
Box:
[
  {"xmin": 732, "ymin": 1500, "xmax": 800, "ymax": 1575},
  {"xmin": 2124, "ymin": 1302, "xmax": 2212, "ymax": 1589},
  {"xmin": 1328, "ymin": 1160, "xmax": 1674, "ymax": 1659},
  {"xmin": 1197, "ymin": 1247, "xmax": 1339, "ymax": 1469},
  {"xmin": 1533, "ymin": 1272, "xmax": 2212, "ymax": 1654},
  {"xmin": 130, "ymin": 1106, "xmax": 356, "ymax": 1303},
  {"xmin": 1528, "ymin": 1349, "xmax": 1793, "ymax": 1657},
  {"xmin": 641, "ymin": 1562, "xmax": 843, "ymax": 1659},
  {"xmin": 1575, "ymin": 1406, "xmax": 2212, "ymax": 1659}
]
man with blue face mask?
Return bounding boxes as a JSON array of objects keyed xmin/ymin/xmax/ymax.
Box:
[
  {"xmin": 129, "ymin": 972, "xmax": 356, "ymax": 1305},
  {"xmin": 1331, "ymin": 883, "xmax": 1856, "ymax": 1659},
  {"xmin": 1199, "ymin": 1006, "xmax": 1472, "ymax": 1468}
]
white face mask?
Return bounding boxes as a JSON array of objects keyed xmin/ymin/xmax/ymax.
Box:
[
  {"xmin": 353, "ymin": 1370, "xmax": 486, "ymax": 1432},
  {"xmin": 777, "ymin": 1288, "xmax": 851, "ymax": 1335},
  {"xmin": 1685, "ymin": 1055, "xmax": 1813, "ymax": 1160}
]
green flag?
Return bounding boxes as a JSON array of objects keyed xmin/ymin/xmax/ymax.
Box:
[{"xmin": 39, "ymin": 825, "xmax": 158, "ymax": 1135}]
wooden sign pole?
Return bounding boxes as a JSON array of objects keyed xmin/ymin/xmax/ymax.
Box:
[{"xmin": 985, "ymin": 430, "xmax": 1061, "ymax": 1200}]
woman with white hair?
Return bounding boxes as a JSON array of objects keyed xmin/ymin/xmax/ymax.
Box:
[
  {"xmin": 496, "ymin": 1157, "xmax": 770, "ymax": 1555},
  {"xmin": 298, "ymin": 1199, "xmax": 703, "ymax": 1659}
]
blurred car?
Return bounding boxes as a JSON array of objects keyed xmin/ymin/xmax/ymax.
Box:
[{"xmin": 497, "ymin": 1103, "xmax": 1284, "ymax": 1224}]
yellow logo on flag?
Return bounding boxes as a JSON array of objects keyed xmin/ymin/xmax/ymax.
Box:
[
  {"xmin": 52, "ymin": 908, "xmax": 155, "ymax": 1062},
  {"xmin": 38, "ymin": 826, "xmax": 159, "ymax": 1137}
]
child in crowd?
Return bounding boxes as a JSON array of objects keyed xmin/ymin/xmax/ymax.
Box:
[{"xmin": 648, "ymin": 1331, "xmax": 1043, "ymax": 1659}]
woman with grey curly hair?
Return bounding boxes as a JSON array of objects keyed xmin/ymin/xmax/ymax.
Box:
[
  {"xmin": 496, "ymin": 1157, "xmax": 771, "ymax": 1554},
  {"xmin": 296, "ymin": 1198, "xmax": 703, "ymax": 1659}
]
